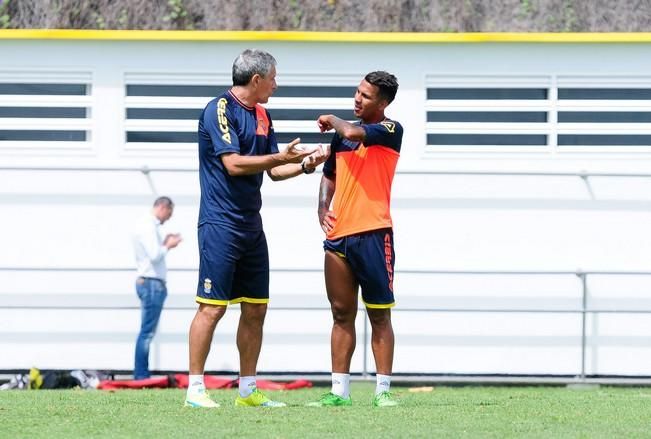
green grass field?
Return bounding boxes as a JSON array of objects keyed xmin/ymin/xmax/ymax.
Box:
[{"xmin": 1, "ymin": 383, "xmax": 650, "ymax": 438}]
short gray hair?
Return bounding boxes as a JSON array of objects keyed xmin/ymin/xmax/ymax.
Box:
[{"xmin": 232, "ymin": 49, "xmax": 277, "ymax": 86}]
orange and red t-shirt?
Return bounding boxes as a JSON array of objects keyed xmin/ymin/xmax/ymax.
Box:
[{"xmin": 323, "ymin": 119, "xmax": 403, "ymax": 240}]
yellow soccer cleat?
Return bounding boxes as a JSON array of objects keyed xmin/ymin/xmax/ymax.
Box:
[
  {"xmin": 235, "ymin": 389, "xmax": 286, "ymax": 407},
  {"xmin": 184, "ymin": 391, "xmax": 220, "ymax": 408}
]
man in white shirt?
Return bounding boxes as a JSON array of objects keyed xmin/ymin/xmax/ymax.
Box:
[{"xmin": 131, "ymin": 196, "xmax": 182, "ymax": 379}]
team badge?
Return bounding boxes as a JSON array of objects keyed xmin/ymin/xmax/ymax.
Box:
[
  {"xmin": 380, "ymin": 121, "xmax": 395, "ymax": 133},
  {"xmin": 203, "ymin": 278, "xmax": 212, "ymax": 294}
]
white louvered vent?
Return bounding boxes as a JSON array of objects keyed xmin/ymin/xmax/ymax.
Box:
[
  {"xmin": 425, "ymin": 75, "xmax": 552, "ymax": 153},
  {"xmin": 426, "ymin": 75, "xmax": 651, "ymax": 154},
  {"xmin": 0, "ymin": 70, "xmax": 93, "ymax": 155},
  {"xmin": 123, "ymin": 72, "xmax": 357, "ymax": 157},
  {"xmin": 556, "ymin": 76, "xmax": 651, "ymax": 152}
]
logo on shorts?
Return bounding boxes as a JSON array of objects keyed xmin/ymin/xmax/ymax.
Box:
[
  {"xmin": 203, "ymin": 278, "xmax": 212, "ymax": 294},
  {"xmin": 384, "ymin": 234, "xmax": 393, "ymax": 292}
]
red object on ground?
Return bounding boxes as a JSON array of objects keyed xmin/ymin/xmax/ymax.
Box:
[
  {"xmin": 255, "ymin": 379, "xmax": 313, "ymax": 390},
  {"xmin": 174, "ymin": 374, "xmax": 312, "ymax": 390},
  {"xmin": 98, "ymin": 376, "xmax": 170, "ymax": 390},
  {"xmin": 173, "ymin": 374, "xmax": 234, "ymax": 389},
  {"xmin": 97, "ymin": 374, "xmax": 312, "ymax": 390}
]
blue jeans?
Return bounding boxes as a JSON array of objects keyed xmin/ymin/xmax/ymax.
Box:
[{"xmin": 134, "ymin": 278, "xmax": 167, "ymax": 379}]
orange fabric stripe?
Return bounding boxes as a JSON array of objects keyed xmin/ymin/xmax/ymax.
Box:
[
  {"xmin": 327, "ymin": 144, "xmax": 399, "ymax": 240},
  {"xmin": 255, "ymin": 105, "xmax": 269, "ymax": 136}
]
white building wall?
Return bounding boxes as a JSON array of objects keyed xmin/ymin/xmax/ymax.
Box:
[{"xmin": 1, "ymin": 34, "xmax": 651, "ymax": 376}]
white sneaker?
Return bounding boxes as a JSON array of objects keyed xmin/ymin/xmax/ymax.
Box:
[{"xmin": 184, "ymin": 391, "xmax": 220, "ymax": 408}]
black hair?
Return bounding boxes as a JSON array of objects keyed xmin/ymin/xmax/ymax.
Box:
[{"xmin": 364, "ymin": 71, "xmax": 399, "ymax": 104}]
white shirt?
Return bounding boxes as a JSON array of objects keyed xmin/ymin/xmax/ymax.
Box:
[{"xmin": 132, "ymin": 213, "xmax": 168, "ymax": 280}]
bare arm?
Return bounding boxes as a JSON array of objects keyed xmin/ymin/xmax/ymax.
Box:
[
  {"xmin": 267, "ymin": 144, "xmax": 330, "ymax": 181},
  {"xmin": 318, "ymin": 173, "xmax": 336, "ymax": 234},
  {"xmin": 317, "ymin": 114, "xmax": 366, "ymax": 141},
  {"xmin": 221, "ymin": 137, "xmax": 311, "ymax": 177},
  {"xmin": 267, "ymin": 163, "xmax": 303, "ymax": 181}
]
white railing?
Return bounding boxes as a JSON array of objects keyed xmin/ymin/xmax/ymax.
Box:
[
  {"xmin": 2, "ymin": 265, "xmax": 651, "ymax": 380},
  {"xmin": 2, "ymin": 166, "xmax": 651, "ymax": 379}
]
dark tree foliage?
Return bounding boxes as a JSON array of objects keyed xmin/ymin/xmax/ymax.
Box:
[{"xmin": 1, "ymin": 0, "xmax": 650, "ymax": 32}]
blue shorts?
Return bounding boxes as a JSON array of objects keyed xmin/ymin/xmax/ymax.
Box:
[
  {"xmin": 196, "ymin": 223, "xmax": 269, "ymax": 306},
  {"xmin": 323, "ymin": 228, "xmax": 395, "ymax": 309}
]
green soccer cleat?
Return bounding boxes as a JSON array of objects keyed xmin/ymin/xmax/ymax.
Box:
[
  {"xmin": 184, "ymin": 391, "xmax": 220, "ymax": 408},
  {"xmin": 372, "ymin": 391, "xmax": 398, "ymax": 407},
  {"xmin": 306, "ymin": 392, "xmax": 353, "ymax": 407},
  {"xmin": 235, "ymin": 389, "xmax": 287, "ymax": 407}
]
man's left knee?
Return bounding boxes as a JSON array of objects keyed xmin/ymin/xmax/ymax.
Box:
[
  {"xmin": 367, "ymin": 309, "xmax": 392, "ymax": 327},
  {"xmin": 241, "ymin": 303, "xmax": 267, "ymax": 323}
]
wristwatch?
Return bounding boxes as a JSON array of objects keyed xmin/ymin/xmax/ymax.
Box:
[{"xmin": 301, "ymin": 161, "xmax": 315, "ymax": 174}]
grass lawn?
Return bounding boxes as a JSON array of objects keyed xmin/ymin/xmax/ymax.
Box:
[{"xmin": 1, "ymin": 383, "xmax": 650, "ymax": 438}]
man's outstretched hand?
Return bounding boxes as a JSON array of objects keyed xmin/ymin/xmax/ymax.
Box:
[
  {"xmin": 302, "ymin": 144, "xmax": 330, "ymax": 172},
  {"xmin": 281, "ymin": 138, "xmax": 313, "ymax": 164}
]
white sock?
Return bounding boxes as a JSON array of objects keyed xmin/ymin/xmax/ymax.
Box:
[
  {"xmin": 376, "ymin": 374, "xmax": 391, "ymax": 395},
  {"xmin": 331, "ymin": 373, "xmax": 350, "ymax": 398},
  {"xmin": 239, "ymin": 376, "xmax": 256, "ymax": 397},
  {"xmin": 187, "ymin": 374, "xmax": 205, "ymax": 395}
]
